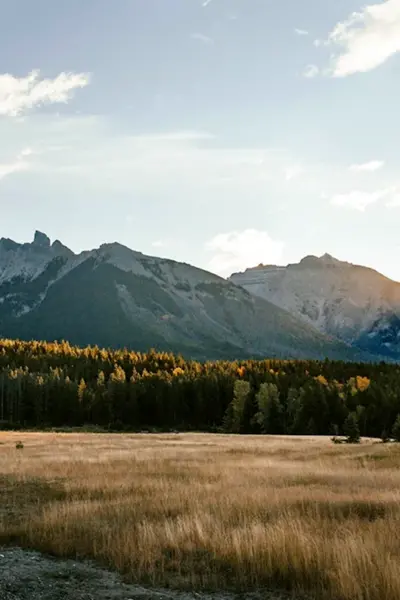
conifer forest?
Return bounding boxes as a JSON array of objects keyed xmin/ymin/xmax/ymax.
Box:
[{"xmin": 1, "ymin": 338, "xmax": 400, "ymax": 439}]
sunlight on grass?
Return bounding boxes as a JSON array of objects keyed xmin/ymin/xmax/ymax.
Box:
[{"xmin": 1, "ymin": 432, "xmax": 400, "ymax": 599}]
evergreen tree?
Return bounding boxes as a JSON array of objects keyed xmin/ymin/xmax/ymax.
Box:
[
  {"xmin": 254, "ymin": 383, "xmax": 283, "ymax": 434},
  {"xmin": 343, "ymin": 412, "xmax": 360, "ymax": 444},
  {"xmin": 0, "ymin": 337, "xmax": 399, "ymax": 435}
]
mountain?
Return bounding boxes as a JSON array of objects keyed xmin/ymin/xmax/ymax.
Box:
[
  {"xmin": 0, "ymin": 232, "xmax": 369, "ymax": 361},
  {"xmin": 230, "ymin": 254, "xmax": 400, "ymax": 360}
]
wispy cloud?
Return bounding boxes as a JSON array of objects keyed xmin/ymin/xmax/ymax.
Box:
[
  {"xmin": 202, "ymin": 0, "xmax": 213, "ymax": 6},
  {"xmin": 322, "ymin": 0, "xmax": 400, "ymax": 77},
  {"xmin": 0, "ymin": 147, "xmax": 32, "ymax": 181},
  {"xmin": 0, "ymin": 69, "xmax": 90, "ymax": 117},
  {"xmin": 330, "ymin": 188, "xmax": 394, "ymax": 211},
  {"xmin": 132, "ymin": 131, "xmax": 215, "ymax": 143},
  {"xmin": 285, "ymin": 165, "xmax": 304, "ymax": 181},
  {"xmin": 17, "ymin": 147, "xmax": 34, "ymax": 160},
  {"xmin": 0, "ymin": 161, "xmax": 26, "ymax": 180},
  {"xmin": 386, "ymin": 191, "xmax": 400, "ymax": 208},
  {"xmin": 190, "ymin": 33, "xmax": 214, "ymax": 45},
  {"xmin": 349, "ymin": 160, "xmax": 385, "ymax": 172},
  {"xmin": 295, "ymin": 28, "xmax": 309, "ymax": 36},
  {"xmin": 206, "ymin": 229, "xmax": 284, "ymax": 276},
  {"xmin": 14, "ymin": 116, "xmax": 289, "ymax": 195},
  {"xmin": 303, "ymin": 64, "xmax": 319, "ymax": 78}
]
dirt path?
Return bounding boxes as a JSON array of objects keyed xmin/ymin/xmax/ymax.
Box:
[{"xmin": 0, "ymin": 548, "xmax": 300, "ymax": 600}]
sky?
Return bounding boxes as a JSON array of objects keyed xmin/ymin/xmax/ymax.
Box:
[{"xmin": 1, "ymin": 0, "xmax": 400, "ymax": 280}]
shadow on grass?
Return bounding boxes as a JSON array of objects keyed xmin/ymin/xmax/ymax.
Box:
[{"xmin": 0, "ymin": 475, "xmax": 66, "ymax": 545}]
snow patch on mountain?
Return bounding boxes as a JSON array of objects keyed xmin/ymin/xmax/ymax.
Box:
[{"xmin": 0, "ymin": 231, "xmax": 73, "ymax": 285}]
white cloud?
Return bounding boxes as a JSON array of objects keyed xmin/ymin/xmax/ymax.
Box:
[
  {"xmin": 349, "ymin": 160, "xmax": 385, "ymax": 172},
  {"xmin": 18, "ymin": 147, "xmax": 34, "ymax": 160},
  {"xmin": 202, "ymin": 0, "xmax": 213, "ymax": 6},
  {"xmin": 206, "ymin": 229, "xmax": 285, "ymax": 276},
  {"xmin": 0, "ymin": 148, "xmax": 32, "ymax": 181},
  {"xmin": 295, "ymin": 28, "xmax": 309, "ymax": 36},
  {"xmin": 386, "ymin": 190, "xmax": 400, "ymax": 207},
  {"xmin": 330, "ymin": 188, "xmax": 394, "ymax": 211},
  {"xmin": 0, "ymin": 161, "xmax": 26, "ymax": 180},
  {"xmin": 324, "ymin": 0, "xmax": 400, "ymax": 77},
  {"xmin": 303, "ymin": 64, "xmax": 319, "ymax": 78},
  {"xmin": 0, "ymin": 69, "xmax": 90, "ymax": 117},
  {"xmin": 285, "ymin": 165, "xmax": 304, "ymax": 181},
  {"xmin": 190, "ymin": 33, "xmax": 214, "ymax": 45}
]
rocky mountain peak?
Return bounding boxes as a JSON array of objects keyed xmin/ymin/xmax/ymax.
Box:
[
  {"xmin": 0, "ymin": 237, "xmax": 19, "ymax": 252},
  {"xmin": 230, "ymin": 252, "xmax": 400, "ymax": 359},
  {"xmin": 33, "ymin": 231, "xmax": 51, "ymax": 249},
  {"xmin": 293, "ymin": 253, "xmax": 347, "ymax": 270},
  {"xmin": 51, "ymin": 239, "xmax": 74, "ymax": 258}
]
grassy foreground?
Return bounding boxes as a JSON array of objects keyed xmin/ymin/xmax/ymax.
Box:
[{"xmin": 1, "ymin": 433, "xmax": 400, "ymax": 599}]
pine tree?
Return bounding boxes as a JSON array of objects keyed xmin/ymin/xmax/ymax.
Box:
[{"xmin": 343, "ymin": 412, "xmax": 360, "ymax": 444}]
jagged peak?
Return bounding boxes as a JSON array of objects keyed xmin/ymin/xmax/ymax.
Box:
[
  {"xmin": 51, "ymin": 239, "xmax": 74, "ymax": 257},
  {"xmin": 0, "ymin": 237, "xmax": 19, "ymax": 252},
  {"xmin": 32, "ymin": 230, "xmax": 51, "ymax": 249}
]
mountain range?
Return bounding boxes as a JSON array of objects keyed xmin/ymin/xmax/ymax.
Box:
[{"xmin": 0, "ymin": 231, "xmax": 397, "ymax": 362}]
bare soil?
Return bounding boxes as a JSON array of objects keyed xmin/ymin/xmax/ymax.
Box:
[{"xmin": 0, "ymin": 547, "xmax": 297, "ymax": 600}]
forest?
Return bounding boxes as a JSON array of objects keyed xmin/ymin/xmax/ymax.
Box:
[{"xmin": 1, "ymin": 338, "xmax": 400, "ymax": 439}]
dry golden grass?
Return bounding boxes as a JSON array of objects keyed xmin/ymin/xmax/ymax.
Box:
[{"xmin": 1, "ymin": 432, "xmax": 400, "ymax": 599}]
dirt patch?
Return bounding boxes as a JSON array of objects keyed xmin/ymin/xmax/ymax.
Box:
[{"xmin": 0, "ymin": 547, "xmax": 299, "ymax": 600}]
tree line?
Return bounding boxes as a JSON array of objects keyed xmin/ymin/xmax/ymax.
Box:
[{"xmin": 1, "ymin": 338, "xmax": 400, "ymax": 439}]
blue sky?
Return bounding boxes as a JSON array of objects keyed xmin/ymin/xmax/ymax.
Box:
[{"xmin": 1, "ymin": 0, "xmax": 400, "ymax": 279}]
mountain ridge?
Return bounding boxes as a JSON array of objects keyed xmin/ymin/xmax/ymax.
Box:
[
  {"xmin": 230, "ymin": 254, "xmax": 400, "ymax": 360},
  {"xmin": 0, "ymin": 231, "xmax": 376, "ymax": 362},
  {"xmin": 232, "ymin": 253, "xmax": 399, "ymax": 284}
]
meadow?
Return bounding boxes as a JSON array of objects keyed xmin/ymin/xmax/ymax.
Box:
[{"xmin": 1, "ymin": 432, "xmax": 400, "ymax": 600}]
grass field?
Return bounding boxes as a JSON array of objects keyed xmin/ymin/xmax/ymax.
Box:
[{"xmin": 1, "ymin": 432, "xmax": 400, "ymax": 599}]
